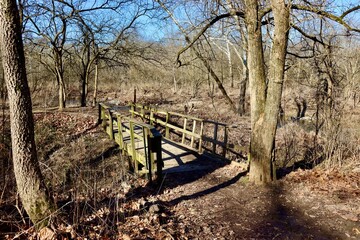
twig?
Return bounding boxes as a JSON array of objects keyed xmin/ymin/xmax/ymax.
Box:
[
  {"xmin": 157, "ymin": 173, "xmax": 167, "ymax": 195},
  {"xmin": 14, "ymin": 194, "xmax": 26, "ymax": 225},
  {"xmin": 12, "ymin": 200, "xmax": 74, "ymax": 239}
]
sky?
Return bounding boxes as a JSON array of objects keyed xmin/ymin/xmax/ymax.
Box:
[{"xmin": 137, "ymin": 0, "xmax": 360, "ymax": 43}]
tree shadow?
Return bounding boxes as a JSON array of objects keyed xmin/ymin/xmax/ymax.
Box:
[
  {"xmin": 246, "ymin": 183, "xmax": 343, "ymax": 239},
  {"xmin": 126, "ymin": 152, "xmax": 236, "ymax": 200},
  {"xmin": 165, "ymin": 169, "xmax": 248, "ymax": 206}
]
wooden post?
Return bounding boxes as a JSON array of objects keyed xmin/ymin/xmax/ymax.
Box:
[
  {"xmin": 141, "ymin": 105, "xmax": 145, "ymax": 118},
  {"xmin": 130, "ymin": 121, "xmax": 138, "ymax": 174},
  {"xmin": 131, "ymin": 104, "xmax": 135, "ymax": 118},
  {"xmin": 165, "ymin": 112, "xmax": 170, "ymax": 138},
  {"xmin": 150, "ymin": 110, "xmax": 154, "ymax": 125},
  {"xmin": 116, "ymin": 114, "xmax": 124, "ymax": 151},
  {"xmin": 222, "ymin": 126, "xmax": 228, "ymax": 157},
  {"xmin": 98, "ymin": 103, "xmax": 102, "ymax": 124},
  {"xmin": 190, "ymin": 120, "xmax": 196, "ymax": 148},
  {"xmin": 213, "ymin": 123, "xmax": 218, "ymax": 154},
  {"xmin": 99, "ymin": 104, "xmax": 106, "ymax": 129},
  {"xmin": 108, "ymin": 109, "xmax": 114, "ymax": 140},
  {"xmin": 133, "ymin": 87, "xmax": 136, "ymax": 104},
  {"xmin": 182, "ymin": 118, "xmax": 187, "ymax": 144},
  {"xmin": 199, "ymin": 121, "xmax": 204, "ymax": 153},
  {"xmin": 146, "ymin": 131, "xmax": 152, "ymax": 182},
  {"xmin": 153, "ymin": 135, "xmax": 163, "ymax": 183}
]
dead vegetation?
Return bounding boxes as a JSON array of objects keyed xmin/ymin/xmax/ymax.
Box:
[{"xmin": 0, "ymin": 84, "xmax": 359, "ymax": 239}]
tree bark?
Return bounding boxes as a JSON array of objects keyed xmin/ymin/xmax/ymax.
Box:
[
  {"xmin": 92, "ymin": 63, "xmax": 98, "ymax": 107},
  {"xmin": 238, "ymin": 67, "xmax": 248, "ymax": 115},
  {"xmin": 0, "ymin": 0, "xmax": 54, "ymax": 227},
  {"xmin": 80, "ymin": 69, "xmax": 88, "ymax": 107},
  {"xmin": 58, "ymin": 75, "xmax": 66, "ymax": 110},
  {"xmin": 248, "ymin": 0, "xmax": 289, "ymax": 184},
  {"xmin": 54, "ymin": 49, "xmax": 66, "ymax": 110}
]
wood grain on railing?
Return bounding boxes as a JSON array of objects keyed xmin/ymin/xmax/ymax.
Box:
[
  {"xmin": 98, "ymin": 103, "xmax": 162, "ymax": 181},
  {"xmin": 129, "ymin": 103, "xmax": 246, "ymax": 160}
]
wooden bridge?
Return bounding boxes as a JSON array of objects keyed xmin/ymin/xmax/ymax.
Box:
[{"xmin": 98, "ymin": 103, "xmax": 246, "ymax": 181}]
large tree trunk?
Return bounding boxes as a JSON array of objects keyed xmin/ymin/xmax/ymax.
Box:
[
  {"xmin": 0, "ymin": 0, "xmax": 54, "ymax": 227},
  {"xmin": 247, "ymin": 0, "xmax": 289, "ymax": 184},
  {"xmin": 245, "ymin": 0, "xmax": 267, "ymax": 127}
]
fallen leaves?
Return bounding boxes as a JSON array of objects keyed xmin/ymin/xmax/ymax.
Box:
[{"xmin": 284, "ymin": 168, "xmax": 360, "ymax": 198}]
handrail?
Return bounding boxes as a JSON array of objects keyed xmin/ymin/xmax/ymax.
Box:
[
  {"xmin": 128, "ymin": 103, "xmax": 246, "ymax": 160},
  {"xmin": 129, "ymin": 103, "xmax": 204, "ymax": 152},
  {"xmin": 98, "ymin": 103, "xmax": 162, "ymax": 181}
]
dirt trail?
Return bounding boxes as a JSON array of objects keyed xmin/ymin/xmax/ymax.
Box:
[{"xmin": 122, "ymin": 158, "xmax": 360, "ymax": 239}]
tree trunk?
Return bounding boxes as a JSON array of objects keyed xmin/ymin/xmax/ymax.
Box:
[
  {"xmin": 226, "ymin": 41, "xmax": 234, "ymax": 88},
  {"xmin": 80, "ymin": 45, "xmax": 91, "ymax": 107},
  {"xmin": 0, "ymin": 0, "xmax": 54, "ymax": 227},
  {"xmin": 247, "ymin": 0, "xmax": 290, "ymax": 184},
  {"xmin": 245, "ymin": 0, "xmax": 267, "ymax": 128},
  {"xmin": 54, "ymin": 48, "xmax": 65, "ymax": 110},
  {"xmin": 80, "ymin": 72, "xmax": 87, "ymax": 107},
  {"xmin": 92, "ymin": 63, "xmax": 98, "ymax": 107},
  {"xmin": 238, "ymin": 67, "xmax": 248, "ymax": 115},
  {"xmin": 193, "ymin": 47, "xmax": 237, "ymax": 112},
  {"xmin": 58, "ymin": 76, "xmax": 66, "ymax": 110}
]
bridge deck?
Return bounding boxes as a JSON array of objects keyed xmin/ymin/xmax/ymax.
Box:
[
  {"xmin": 115, "ymin": 122, "xmax": 208, "ymax": 173},
  {"xmin": 98, "ymin": 103, "xmax": 243, "ymax": 179}
]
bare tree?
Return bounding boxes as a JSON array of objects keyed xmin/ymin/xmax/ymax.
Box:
[
  {"xmin": 24, "ymin": 0, "xmax": 134, "ymax": 109},
  {"xmin": 0, "ymin": 0, "xmax": 54, "ymax": 228},
  {"xmin": 25, "ymin": 0, "xmax": 72, "ymax": 110},
  {"xmin": 71, "ymin": 0, "xmax": 152, "ymax": 107},
  {"xmin": 156, "ymin": 0, "xmax": 238, "ymax": 113},
  {"xmin": 172, "ymin": 0, "xmax": 360, "ymax": 184}
]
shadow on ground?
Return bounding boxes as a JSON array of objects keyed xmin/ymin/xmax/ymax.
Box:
[{"xmin": 217, "ymin": 182, "xmax": 345, "ymax": 239}]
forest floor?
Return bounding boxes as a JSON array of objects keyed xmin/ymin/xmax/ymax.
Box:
[{"xmin": 1, "ymin": 89, "xmax": 360, "ymax": 239}]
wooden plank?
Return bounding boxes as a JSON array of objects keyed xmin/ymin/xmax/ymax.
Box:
[
  {"xmin": 199, "ymin": 121, "xmax": 204, "ymax": 153},
  {"xmin": 202, "ymin": 136, "xmax": 226, "ymax": 147},
  {"xmin": 154, "ymin": 118, "xmax": 201, "ymax": 139},
  {"xmin": 212, "ymin": 123, "xmax": 218, "ymax": 153},
  {"xmin": 190, "ymin": 120, "xmax": 196, "ymax": 148},
  {"xmin": 169, "ymin": 111, "xmax": 203, "ymax": 121},
  {"xmin": 182, "ymin": 118, "xmax": 187, "ymax": 144},
  {"xmin": 222, "ymin": 126, "xmax": 228, "ymax": 157},
  {"xmin": 129, "ymin": 121, "xmax": 138, "ymax": 173},
  {"xmin": 165, "ymin": 112, "xmax": 170, "ymax": 138},
  {"xmin": 116, "ymin": 114, "xmax": 124, "ymax": 150},
  {"xmin": 108, "ymin": 109, "xmax": 114, "ymax": 140}
]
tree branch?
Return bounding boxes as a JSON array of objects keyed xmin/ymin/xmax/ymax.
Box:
[
  {"xmin": 291, "ymin": 24, "xmax": 327, "ymax": 46},
  {"xmin": 176, "ymin": 11, "xmax": 244, "ymax": 64},
  {"xmin": 340, "ymin": 5, "xmax": 360, "ymax": 19},
  {"xmin": 291, "ymin": 4, "xmax": 360, "ymax": 33}
]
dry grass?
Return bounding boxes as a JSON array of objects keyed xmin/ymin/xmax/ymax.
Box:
[{"xmin": 0, "ymin": 77, "xmax": 359, "ymax": 238}]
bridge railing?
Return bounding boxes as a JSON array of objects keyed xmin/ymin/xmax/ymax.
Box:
[
  {"xmin": 129, "ymin": 103, "xmax": 204, "ymax": 152},
  {"xmin": 99, "ymin": 103, "xmax": 162, "ymax": 181},
  {"xmin": 129, "ymin": 103, "xmax": 245, "ymax": 160}
]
